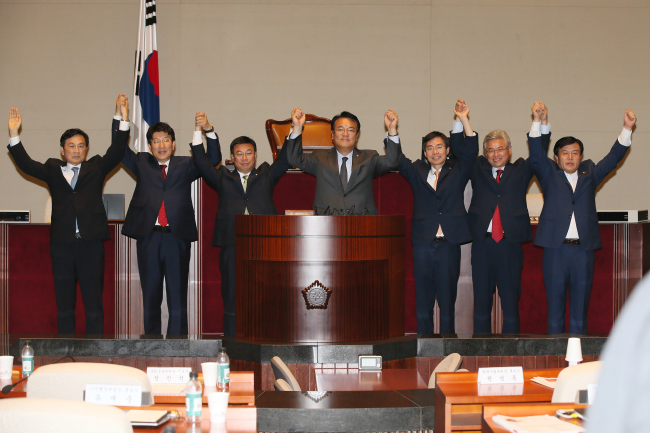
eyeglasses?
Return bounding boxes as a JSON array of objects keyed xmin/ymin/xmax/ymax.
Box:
[
  {"xmin": 486, "ymin": 147, "xmax": 508, "ymax": 155},
  {"xmin": 335, "ymin": 127, "xmax": 357, "ymax": 134},
  {"xmin": 152, "ymin": 138, "xmax": 172, "ymax": 145},
  {"xmin": 234, "ymin": 151, "xmax": 255, "ymax": 158}
]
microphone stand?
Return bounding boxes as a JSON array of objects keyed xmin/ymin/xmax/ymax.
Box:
[{"xmin": 1, "ymin": 355, "xmax": 75, "ymax": 394}]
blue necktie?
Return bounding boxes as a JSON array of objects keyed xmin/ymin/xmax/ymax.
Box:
[{"xmin": 71, "ymin": 167, "xmax": 79, "ymax": 234}]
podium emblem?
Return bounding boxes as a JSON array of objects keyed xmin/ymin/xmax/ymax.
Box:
[{"xmin": 302, "ymin": 280, "xmax": 332, "ymax": 309}]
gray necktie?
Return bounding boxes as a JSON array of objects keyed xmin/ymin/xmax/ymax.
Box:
[
  {"xmin": 71, "ymin": 167, "xmax": 79, "ymax": 234},
  {"xmin": 243, "ymin": 175, "xmax": 249, "ymax": 215},
  {"xmin": 340, "ymin": 157, "xmax": 348, "ymax": 192}
]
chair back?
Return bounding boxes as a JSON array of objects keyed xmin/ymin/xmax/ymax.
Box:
[
  {"xmin": 270, "ymin": 356, "xmax": 301, "ymax": 391},
  {"xmin": 265, "ymin": 114, "xmax": 332, "ymax": 160},
  {"xmin": 274, "ymin": 378, "xmax": 293, "ymax": 391},
  {"xmin": 26, "ymin": 362, "xmax": 154, "ymax": 405},
  {"xmin": 0, "ymin": 397, "xmax": 133, "ymax": 433},
  {"xmin": 551, "ymin": 361, "xmax": 602, "ymax": 403},
  {"xmin": 428, "ymin": 353, "xmax": 463, "ymax": 388}
]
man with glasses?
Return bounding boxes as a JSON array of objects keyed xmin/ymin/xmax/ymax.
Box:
[
  {"xmin": 398, "ymin": 99, "xmax": 477, "ymax": 334},
  {"xmin": 285, "ymin": 108, "xmax": 402, "ymax": 215},
  {"xmin": 7, "ymin": 94, "xmax": 130, "ymax": 335},
  {"xmin": 120, "ymin": 102, "xmax": 219, "ymax": 335},
  {"xmin": 190, "ymin": 112, "xmax": 290, "ymax": 337},
  {"xmin": 468, "ymin": 102, "xmax": 550, "ymax": 334}
]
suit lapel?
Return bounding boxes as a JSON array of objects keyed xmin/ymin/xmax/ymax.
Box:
[
  {"xmin": 166, "ymin": 155, "xmax": 179, "ymax": 180},
  {"xmin": 328, "ymin": 148, "xmax": 345, "ymax": 193},
  {"xmin": 347, "ymin": 149, "xmax": 362, "ymax": 187},
  {"xmin": 418, "ymin": 162, "xmax": 436, "ymax": 194},
  {"xmin": 58, "ymin": 161, "xmax": 74, "ymax": 191},
  {"xmin": 498, "ymin": 162, "xmax": 514, "ymax": 184}
]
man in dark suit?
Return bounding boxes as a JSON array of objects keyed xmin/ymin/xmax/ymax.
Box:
[
  {"xmin": 468, "ymin": 102, "xmax": 550, "ymax": 334},
  {"xmin": 120, "ymin": 104, "xmax": 219, "ymax": 335},
  {"xmin": 285, "ymin": 108, "xmax": 402, "ymax": 215},
  {"xmin": 190, "ymin": 112, "xmax": 290, "ymax": 337},
  {"xmin": 530, "ymin": 109, "xmax": 637, "ymax": 334},
  {"xmin": 7, "ymin": 94, "xmax": 131, "ymax": 334},
  {"xmin": 399, "ymin": 99, "xmax": 477, "ymax": 334}
]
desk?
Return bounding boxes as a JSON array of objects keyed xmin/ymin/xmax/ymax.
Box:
[
  {"xmin": 434, "ymin": 368, "xmax": 562, "ymax": 433},
  {"xmin": 482, "ymin": 402, "xmax": 587, "ymax": 433},
  {"xmin": 315, "ymin": 369, "xmax": 427, "ymax": 391}
]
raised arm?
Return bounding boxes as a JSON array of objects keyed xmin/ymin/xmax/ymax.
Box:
[
  {"xmin": 102, "ymin": 93, "xmax": 131, "ymax": 174},
  {"xmin": 284, "ymin": 107, "xmax": 318, "ymax": 174},
  {"xmin": 450, "ymin": 99, "xmax": 474, "ymax": 161},
  {"xmin": 593, "ymin": 109, "xmax": 636, "ymax": 185},
  {"xmin": 374, "ymin": 108, "xmax": 403, "ymax": 176},
  {"xmin": 527, "ymin": 102, "xmax": 553, "ymax": 185},
  {"xmin": 7, "ymin": 107, "xmax": 47, "ymax": 181},
  {"xmin": 195, "ymin": 111, "xmax": 221, "ymax": 167}
]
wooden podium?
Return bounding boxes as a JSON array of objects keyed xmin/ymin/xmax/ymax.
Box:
[{"xmin": 234, "ymin": 215, "xmax": 405, "ymax": 342}]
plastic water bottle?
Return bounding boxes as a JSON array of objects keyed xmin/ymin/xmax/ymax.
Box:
[
  {"xmin": 216, "ymin": 347, "xmax": 230, "ymax": 390},
  {"xmin": 21, "ymin": 340, "xmax": 34, "ymax": 377},
  {"xmin": 185, "ymin": 372, "xmax": 202, "ymax": 424}
]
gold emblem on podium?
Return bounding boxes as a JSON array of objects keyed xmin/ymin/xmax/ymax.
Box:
[{"xmin": 301, "ymin": 280, "xmax": 332, "ymax": 309}]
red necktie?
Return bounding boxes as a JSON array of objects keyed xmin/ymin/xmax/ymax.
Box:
[
  {"xmin": 158, "ymin": 165, "xmax": 168, "ymax": 227},
  {"xmin": 491, "ymin": 169, "xmax": 503, "ymax": 243}
]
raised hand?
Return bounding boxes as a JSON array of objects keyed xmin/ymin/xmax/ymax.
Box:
[
  {"xmin": 384, "ymin": 109, "xmax": 399, "ymax": 136},
  {"xmin": 120, "ymin": 95, "xmax": 129, "ymax": 122},
  {"xmin": 624, "ymin": 109, "xmax": 637, "ymax": 131},
  {"xmin": 454, "ymin": 99, "xmax": 469, "ymax": 119},
  {"xmin": 8, "ymin": 107, "xmax": 21, "ymax": 138},
  {"xmin": 531, "ymin": 101, "xmax": 542, "ymax": 122},
  {"xmin": 195, "ymin": 112, "xmax": 212, "ymax": 132},
  {"xmin": 291, "ymin": 107, "xmax": 306, "ymax": 134},
  {"xmin": 115, "ymin": 93, "xmax": 127, "ymax": 116}
]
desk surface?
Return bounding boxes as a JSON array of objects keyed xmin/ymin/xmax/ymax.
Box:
[
  {"xmin": 315, "ymin": 369, "xmax": 427, "ymax": 391},
  {"xmin": 482, "ymin": 402, "xmax": 587, "ymax": 433}
]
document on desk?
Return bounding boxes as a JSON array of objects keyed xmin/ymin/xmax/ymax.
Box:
[
  {"xmin": 531, "ymin": 377, "xmax": 558, "ymax": 389},
  {"xmin": 492, "ymin": 414, "xmax": 585, "ymax": 433}
]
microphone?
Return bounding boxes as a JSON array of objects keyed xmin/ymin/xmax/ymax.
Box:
[{"xmin": 2, "ymin": 355, "xmax": 75, "ymax": 394}]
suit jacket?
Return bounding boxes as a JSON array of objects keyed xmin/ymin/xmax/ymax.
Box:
[
  {"xmin": 529, "ymin": 134, "xmax": 629, "ymax": 250},
  {"xmin": 468, "ymin": 133, "xmax": 551, "ymax": 244},
  {"xmin": 191, "ymin": 135, "xmax": 290, "ymax": 246},
  {"xmin": 399, "ymin": 131, "xmax": 478, "ymax": 246},
  {"xmin": 121, "ymin": 127, "xmax": 220, "ymax": 242},
  {"xmin": 285, "ymin": 134, "xmax": 402, "ymax": 215},
  {"xmin": 8, "ymin": 121, "xmax": 129, "ymax": 244}
]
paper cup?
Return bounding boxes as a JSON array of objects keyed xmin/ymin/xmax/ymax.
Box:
[
  {"xmin": 0, "ymin": 356, "xmax": 13, "ymax": 380},
  {"xmin": 207, "ymin": 391, "xmax": 230, "ymax": 422},
  {"xmin": 566, "ymin": 337, "xmax": 583, "ymax": 365},
  {"xmin": 202, "ymin": 362, "xmax": 218, "ymax": 387}
]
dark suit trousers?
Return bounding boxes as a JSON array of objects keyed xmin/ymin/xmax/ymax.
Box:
[
  {"xmin": 471, "ymin": 237, "xmax": 523, "ymax": 334},
  {"xmin": 543, "ymin": 244, "xmax": 594, "ymax": 334},
  {"xmin": 219, "ymin": 245, "xmax": 236, "ymax": 338},
  {"xmin": 413, "ymin": 240, "xmax": 460, "ymax": 334},
  {"xmin": 50, "ymin": 239, "xmax": 105, "ymax": 334},
  {"xmin": 137, "ymin": 231, "xmax": 191, "ymax": 335}
]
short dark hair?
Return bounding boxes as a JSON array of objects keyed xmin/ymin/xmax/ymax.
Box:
[
  {"xmin": 553, "ymin": 136, "xmax": 584, "ymax": 156},
  {"xmin": 421, "ymin": 131, "xmax": 452, "ymax": 161},
  {"xmin": 146, "ymin": 122, "xmax": 176, "ymax": 144},
  {"xmin": 60, "ymin": 129, "xmax": 89, "ymax": 147},
  {"xmin": 331, "ymin": 111, "xmax": 360, "ymax": 132},
  {"xmin": 230, "ymin": 136, "xmax": 257, "ymax": 155}
]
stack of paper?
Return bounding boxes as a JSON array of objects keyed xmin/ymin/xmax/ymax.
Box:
[
  {"xmin": 530, "ymin": 377, "xmax": 558, "ymax": 389},
  {"xmin": 492, "ymin": 414, "xmax": 585, "ymax": 433}
]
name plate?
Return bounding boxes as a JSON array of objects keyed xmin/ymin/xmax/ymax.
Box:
[
  {"xmin": 147, "ymin": 367, "xmax": 191, "ymax": 384},
  {"xmin": 85, "ymin": 384, "xmax": 142, "ymax": 407},
  {"xmin": 477, "ymin": 367, "xmax": 523, "ymax": 384}
]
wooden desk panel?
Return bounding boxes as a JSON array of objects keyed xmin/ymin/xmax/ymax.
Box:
[
  {"xmin": 482, "ymin": 402, "xmax": 587, "ymax": 433},
  {"xmin": 434, "ymin": 368, "xmax": 562, "ymax": 433}
]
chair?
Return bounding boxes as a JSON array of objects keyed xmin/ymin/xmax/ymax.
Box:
[
  {"xmin": 26, "ymin": 362, "xmax": 154, "ymax": 405},
  {"xmin": 0, "ymin": 397, "xmax": 133, "ymax": 433},
  {"xmin": 551, "ymin": 361, "xmax": 602, "ymax": 403},
  {"xmin": 428, "ymin": 353, "xmax": 463, "ymax": 389},
  {"xmin": 274, "ymin": 378, "xmax": 293, "ymax": 391},
  {"xmin": 265, "ymin": 113, "xmax": 332, "ymax": 161},
  {"xmin": 270, "ymin": 356, "xmax": 301, "ymax": 391},
  {"xmin": 526, "ymin": 193, "xmax": 544, "ymax": 220}
]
